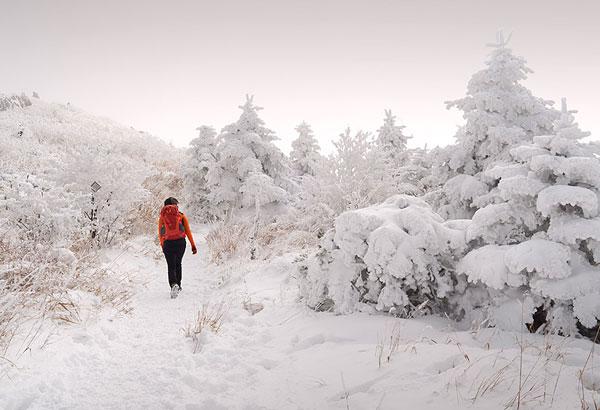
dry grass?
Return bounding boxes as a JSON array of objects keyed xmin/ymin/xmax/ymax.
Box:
[
  {"xmin": 376, "ymin": 321, "xmax": 403, "ymax": 368},
  {"xmin": 578, "ymin": 327, "xmax": 600, "ymax": 409},
  {"xmin": 205, "ymin": 221, "xmax": 251, "ymax": 263},
  {"xmin": 0, "ymin": 239, "xmax": 133, "ymax": 362},
  {"xmin": 206, "ymin": 218, "xmax": 319, "ymax": 264},
  {"xmin": 182, "ymin": 302, "xmax": 229, "ymax": 353},
  {"xmin": 450, "ymin": 334, "xmax": 568, "ymax": 409}
]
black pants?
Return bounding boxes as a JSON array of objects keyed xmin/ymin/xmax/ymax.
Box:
[{"xmin": 162, "ymin": 238, "xmax": 186, "ymax": 288}]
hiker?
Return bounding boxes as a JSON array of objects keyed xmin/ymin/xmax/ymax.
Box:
[{"xmin": 158, "ymin": 197, "xmax": 197, "ymax": 298}]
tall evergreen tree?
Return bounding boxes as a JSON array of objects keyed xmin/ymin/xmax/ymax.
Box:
[
  {"xmin": 458, "ymin": 99, "xmax": 600, "ymax": 335},
  {"xmin": 428, "ymin": 33, "xmax": 560, "ymax": 219},
  {"xmin": 205, "ymin": 96, "xmax": 289, "ymax": 218}
]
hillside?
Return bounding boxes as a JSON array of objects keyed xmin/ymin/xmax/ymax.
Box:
[{"xmin": 0, "ymin": 94, "xmax": 184, "ymax": 365}]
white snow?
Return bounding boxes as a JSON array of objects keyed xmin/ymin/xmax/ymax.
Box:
[
  {"xmin": 547, "ymin": 214, "xmax": 600, "ymax": 245},
  {"xmin": 531, "ymin": 155, "xmax": 600, "ymax": 187},
  {"xmin": 537, "ymin": 185, "xmax": 599, "ymax": 218},
  {"xmin": 302, "ymin": 195, "xmax": 465, "ymax": 314},
  {"xmin": 574, "ymin": 292, "xmax": 600, "ymax": 328},
  {"xmin": 504, "ymin": 239, "xmax": 572, "ymax": 279},
  {"xmin": 497, "ymin": 175, "xmax": 548, "ymax": 198},
  {"xmin": 457, "ymin": 245, "xmax": 525, "ymax": 289},
  {"xmin": 2, "ymin": 228, "xmax": 600, "ymax": 409}
]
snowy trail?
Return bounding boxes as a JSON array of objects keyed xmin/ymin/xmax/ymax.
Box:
[
  {"xmin": 1, "ymin": 229, "xmax": 599, "ymax": 409},
  {"xmin": 0, "ymin": 230, "xmax": 277, "ymax": 409}
]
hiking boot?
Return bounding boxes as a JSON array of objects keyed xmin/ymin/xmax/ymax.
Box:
[{"xmin": 170, "ymin": 284, "xmax": 180, "ymax": 299}]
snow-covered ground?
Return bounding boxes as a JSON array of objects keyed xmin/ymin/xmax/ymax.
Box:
[{"xmin": 1, "ymin": 226, "xmax": 599, "ymax": 409}]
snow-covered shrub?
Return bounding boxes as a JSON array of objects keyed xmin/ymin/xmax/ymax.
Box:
[
  {"xmin": 0, "ymin": 93, "xmax": 31, "ymax": 111},
  {"xmin": 457, "ymin": 99, "xmax": 600, "ymax": 335},
  {"xmin": 299, "ymin": 195, "xmax": 467, "ymax": 315},
  {"xmin": 428, "ymin": 33, "xmax": 559, "ymax": 219}
]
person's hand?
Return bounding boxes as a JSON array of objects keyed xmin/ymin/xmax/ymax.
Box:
[{"xmin": 192, "ymin": 246, "xmax": 197, "ymax": 255}]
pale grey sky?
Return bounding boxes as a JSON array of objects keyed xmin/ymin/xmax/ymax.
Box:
[{"xmin": 1, "ymin": 0, "xmax": 598, "ymax": 153}]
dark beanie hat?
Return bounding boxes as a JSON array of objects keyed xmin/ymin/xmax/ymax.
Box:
[{"xmin": 164, "ymin": 197, "xmax": 179, "ymax": 206}]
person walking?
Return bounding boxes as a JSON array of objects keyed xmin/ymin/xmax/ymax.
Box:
[{"xmin": 158, "ymin": 197, "xmax": 197, "ymax": 298}]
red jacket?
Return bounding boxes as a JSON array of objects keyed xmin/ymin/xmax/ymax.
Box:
[{"xmin": 158, "ymin": 208, "xmax": 196, "ymax": 249}]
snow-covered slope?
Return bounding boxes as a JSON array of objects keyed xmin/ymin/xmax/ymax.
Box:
[{"xmin": 0, "ymin": 95, "xmax": 184, "ymax": 363}]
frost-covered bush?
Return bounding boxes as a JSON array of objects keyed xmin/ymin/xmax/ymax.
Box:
[
  {"xmin": 0, "ymin": 93, "xmax": 31, "ymax": 112},
  {"xmin": 311, "ymin": 124, "xmax": 407, "ymax": 216},
  {"xmin": 457, "ymin": 99, "xmax": 600, "ymax": 335},
  {"xmin": 299, "ymin": 195, "xmax": 467, "ymax": 315}
]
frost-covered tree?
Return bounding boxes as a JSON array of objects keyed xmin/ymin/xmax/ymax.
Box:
[
  {"xmin": 324, "ymin": 127, "xmax": 389, "ymax": 212},
  {"xmin": 457, "ymin": 99, "xmax": 600, "ymax": 336},
  {"xmin": 370, "ymin": 110, "xmax": 434, "ymax": 196},
  {"xmin": 292, "ymin": 121, "xmax": 421, "ymax": 233},
  {"xmin": 446, "ymin": 32, "xmax": 558, "ymax": 175},
  {"xmin": 371, "ymin": 110, "xmax": 410, "ymax": 172},
  {"xmin": 205, "ymin": 96, "xmax": 291, "ymax": 219},
  {"xmin": 331, "ymin": 127, "xmax": 371, "ymax": 184},
  {"xmin": 182, "ymin": 125, "xmax": 217, "ymax": 220},
  {"xmin": 290, "ymin": 122, "xmax": 322, "ymax": 177},
  {"xmin": 428, "ymin": 33, "xmax": 560, "ymax": 219}
]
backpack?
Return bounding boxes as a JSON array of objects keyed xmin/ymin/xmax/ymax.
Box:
[{"xmin": 160, "ymin": 205, "xmax": 186, "ymax": 241}]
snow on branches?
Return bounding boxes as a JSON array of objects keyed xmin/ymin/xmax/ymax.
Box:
[
  {"xmin": 299, "ymin": 195, "xmax": 467, "ymax": 316},
  {"xmin": 458, "ymin": 99, "xmax": 600, "ymax": 334},
  {"xmin": 428, "ymin": 34, "xmax": 560, "ymax": 219},
  {"xmin": 203, "ymin": 96, "xmax": 293, "ymax": 220}
]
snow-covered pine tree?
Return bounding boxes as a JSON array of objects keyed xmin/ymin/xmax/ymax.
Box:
[
  {"xmin": 372, "ymin": 109, "xmax": 410, "ymax": 173},
  {"xmin": 370, "ymin": 110, "xmax": 431, "ymax": 196},
  {"xmin": 205, "ymin": 96, "xmax": 291, "ymax": 219},
  {"xmin": 290, "ymin": 122, "xmax": 322, "ymax": 177},
  {"xmin": 182, "ymin": 125, "xmax": 217, "ymax": 221},
  {"xmin": 395, "ymin": 145, "xmax": 434, "ymax": 196},
  {"xmin": 429, "ymin": 33, "xmax": 560, "ymax": 219},
  {"xmin": 457, "ymin": 99, "xmax": 600, "ymax": 336}
]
